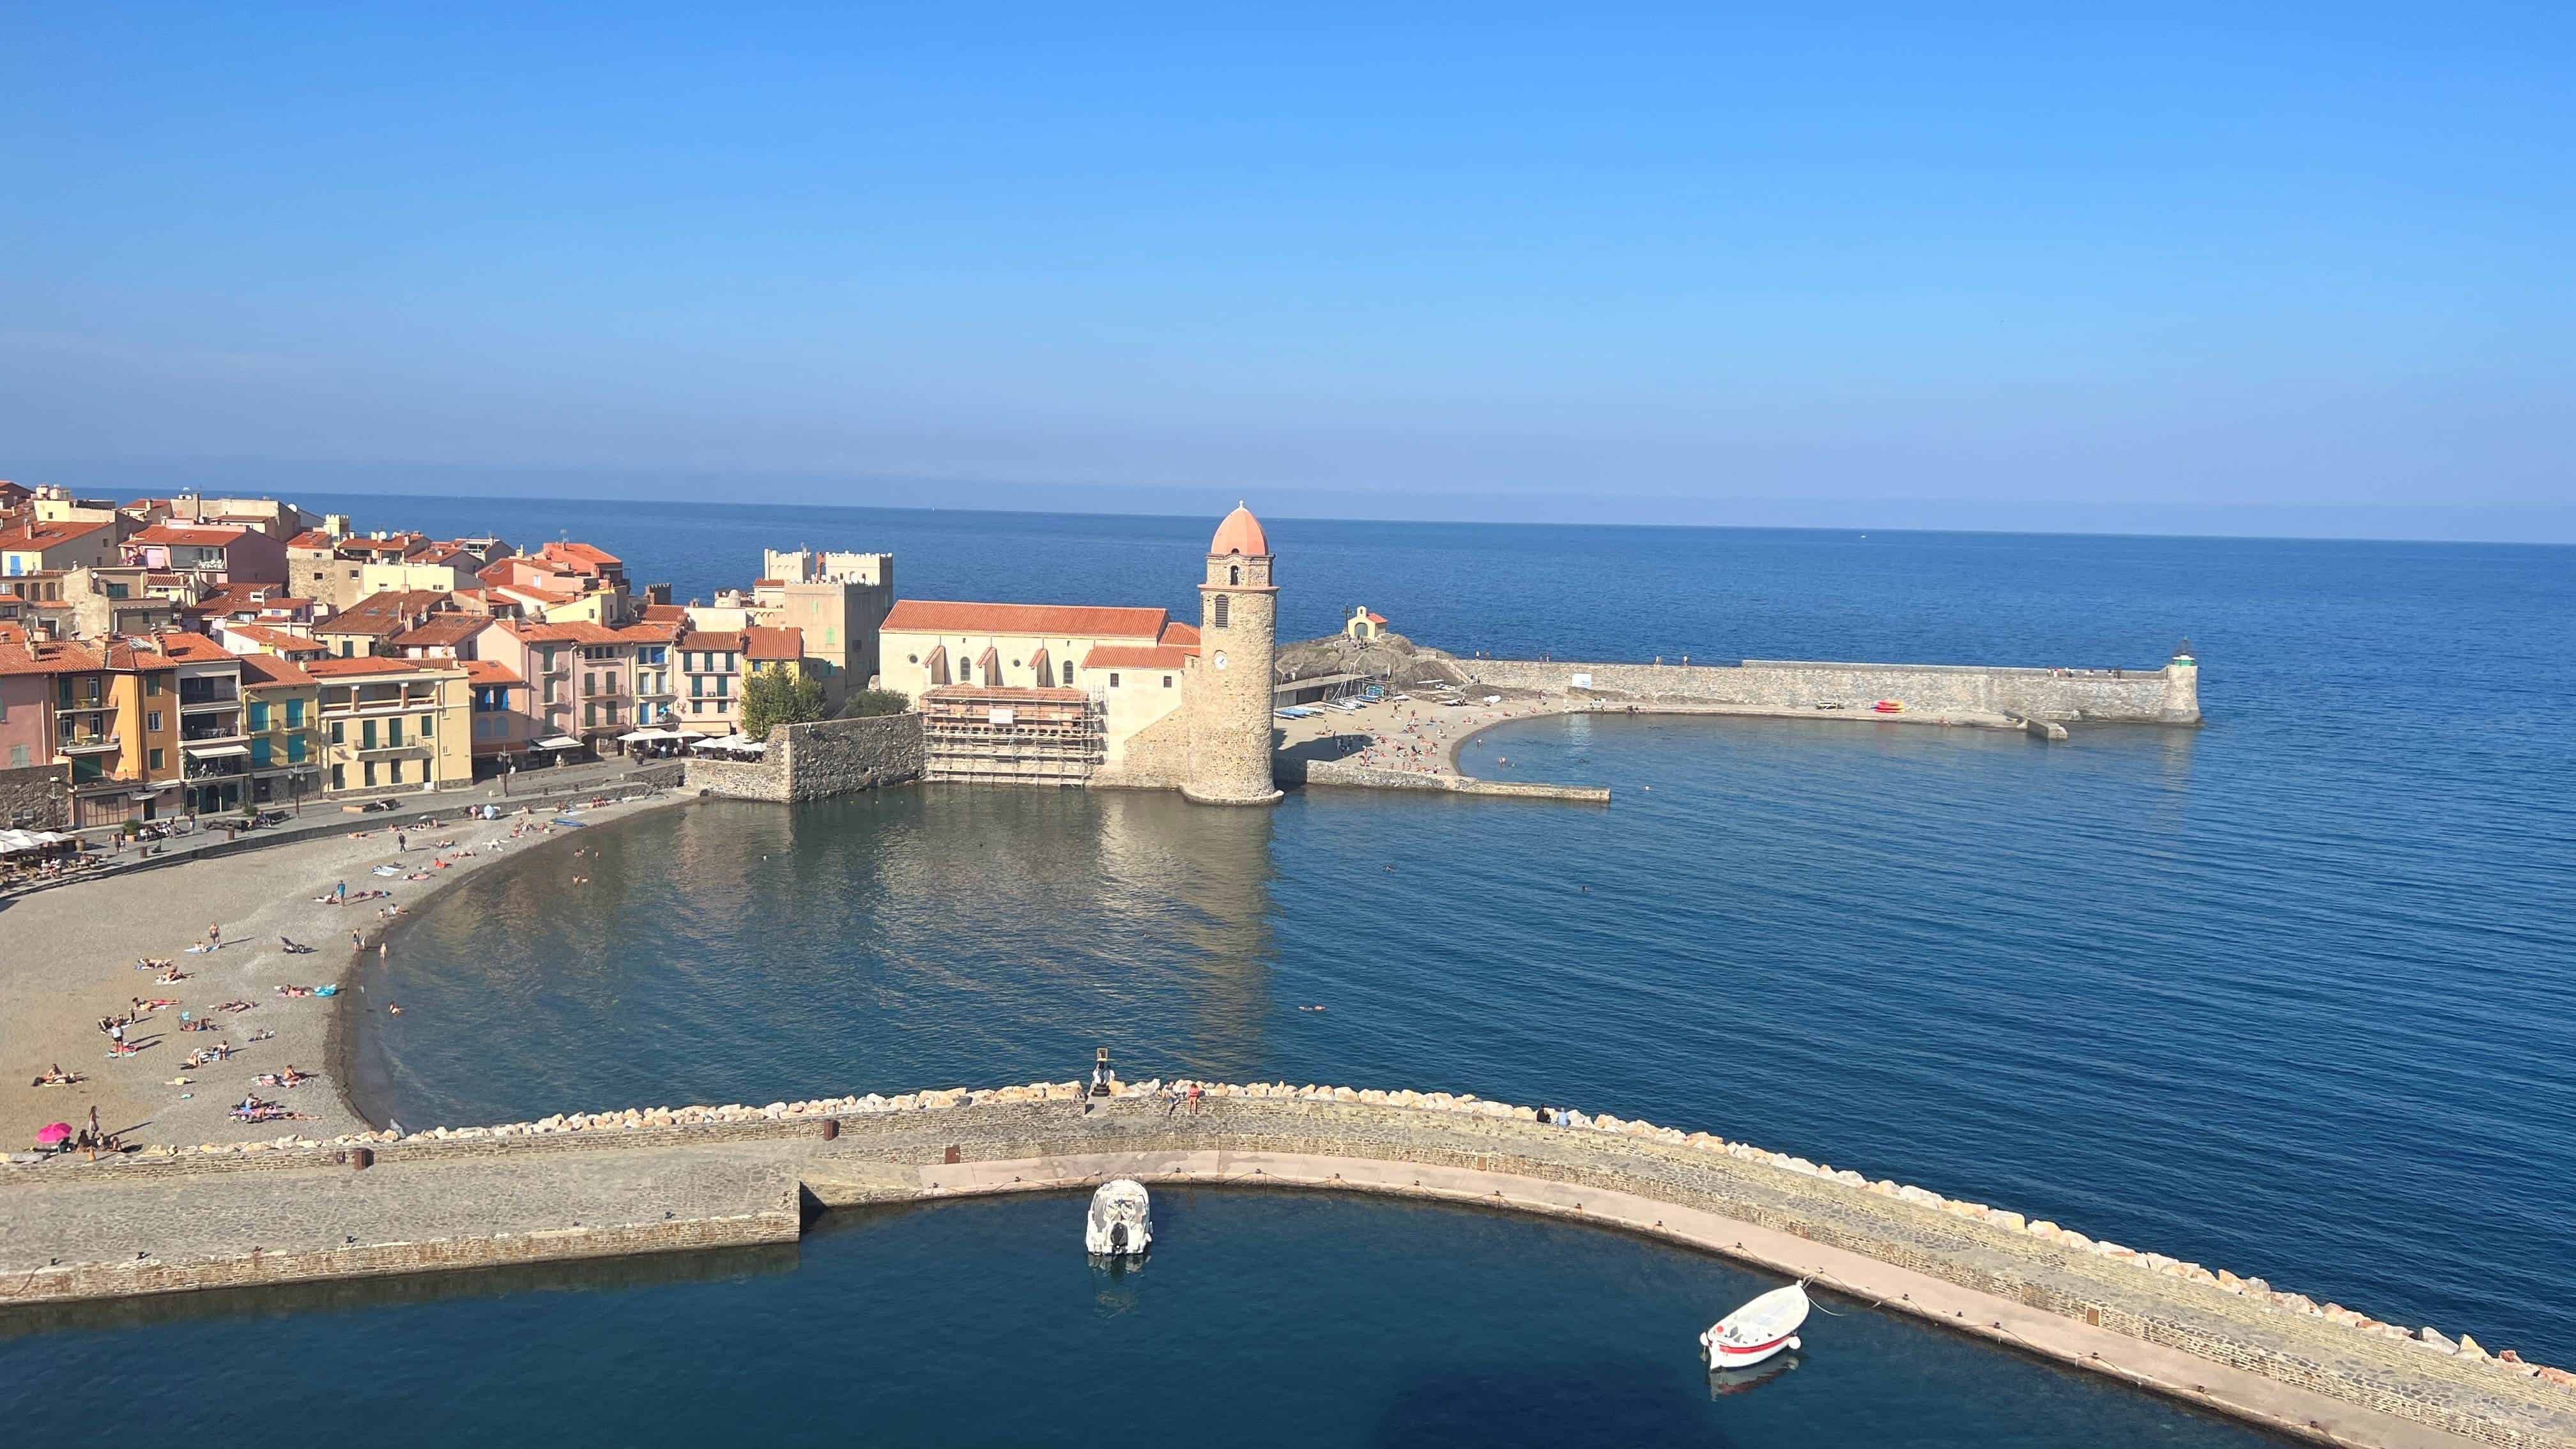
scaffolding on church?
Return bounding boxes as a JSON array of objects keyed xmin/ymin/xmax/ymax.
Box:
[{"xmin": 919, "ymin": 685, "xmax": 1107, "ymax": 786}]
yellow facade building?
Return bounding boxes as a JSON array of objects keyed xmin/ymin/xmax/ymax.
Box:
[{"xmin": 306, "ymin": 656, "xmax": 473, "ymax": 795}]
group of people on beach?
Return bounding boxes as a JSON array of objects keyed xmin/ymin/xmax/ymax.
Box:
[{"xmin": 26, "ymin": 798, "xmax": 624, "ymax": 1162}]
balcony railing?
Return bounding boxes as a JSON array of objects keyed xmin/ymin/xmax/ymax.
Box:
[{"xmin": 178, "ymin": 684, "xmax": 240, "ymax": 709}]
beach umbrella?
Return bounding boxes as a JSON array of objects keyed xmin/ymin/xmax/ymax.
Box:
[{"xmin": 36, "ymin": 1123, "xmax": 72, "ymax": 1145}]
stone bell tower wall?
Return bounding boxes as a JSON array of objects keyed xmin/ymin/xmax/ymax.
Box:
[{"xmin": 1183, "ymin": 558, "xmax": 1282, "ymax": 805}]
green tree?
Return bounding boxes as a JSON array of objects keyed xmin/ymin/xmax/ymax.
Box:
[
  {"xmin": 739, "ymin": 668, "xmax": 827, "ymax": 740},
  {"xmin": 842, "ymin": 687, "xmax": 912, "ymax": 718}
]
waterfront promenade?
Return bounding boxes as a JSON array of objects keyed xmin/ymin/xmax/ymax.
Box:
[{"xmin": 6, "ymin": 1085, "xmax": 2570, "ymax": 1448}]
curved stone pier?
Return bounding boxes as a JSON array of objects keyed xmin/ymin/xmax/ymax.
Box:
[{"xmin": 6, "ymin": 1084, "xmax": 2569, "ymax": 1448}]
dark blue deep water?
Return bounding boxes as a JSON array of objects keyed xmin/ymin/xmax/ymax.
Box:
[{"xmin": 8, "ymin": 499, "xmax": 2573, "ymax": 1445}]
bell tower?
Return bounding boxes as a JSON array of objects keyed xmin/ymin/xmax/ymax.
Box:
[{"xmin": 1183, "ymin": 503, "xmax": 1282, "ymax": 805}]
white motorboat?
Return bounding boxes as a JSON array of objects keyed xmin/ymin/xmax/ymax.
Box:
[
  {"xmin": 1085, "ymin": 1179, "xmax": 1153, "ymax": 1256},
  {"xmin": 1701, "ymin": 1280, "xmax": 1810, "ymax": 1369}
]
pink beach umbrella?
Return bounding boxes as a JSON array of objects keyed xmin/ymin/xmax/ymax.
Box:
[{"xmin": 36, "ymin": 1122, "xmax": 72, "ymax": 1146}]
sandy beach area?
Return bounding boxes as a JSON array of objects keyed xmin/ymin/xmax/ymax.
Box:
[{"xmin": 1, "ymin": 792, "xmax": 686, "ymax": 1155}]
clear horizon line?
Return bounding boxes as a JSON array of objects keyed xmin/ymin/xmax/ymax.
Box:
[
  {"xmin": 10, "ymin": 456, "xmax": 2572, "ymax": 549},
  {"xmin": 292, "ymin": 484, "xmax": 2576, "ymax": 553}
]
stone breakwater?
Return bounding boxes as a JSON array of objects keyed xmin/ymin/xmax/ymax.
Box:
[
  {"xmin": 8, "ymin": 1082, "xmax": 2569, "ymax": 1448},
  {"xmin": 1464, "ymin": 656, "xmax": 2202, "ymax": 726}
]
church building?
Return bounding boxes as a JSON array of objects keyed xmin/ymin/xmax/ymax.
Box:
[{"xmin": 875, "ymin": 505, "xmax": 1279, "ymax": 802}]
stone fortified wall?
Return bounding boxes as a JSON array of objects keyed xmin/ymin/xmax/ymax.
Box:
[
  {"xmin": 1090, "ymin": 703, "xmax": 1192, "ymax": 792},
  {"xmin": 1464, "ymin": 657, "xmax": 2200, "ymax": 724},
  {"xmin": 0, "ymin": 762, "xmax": 71, "ymax": 830},
  {"xmin": 12, "ymin": 1080, "xmax": 2569, "ymax": 1448},
  {"xmin": 683, "ymin": 712, "xmax": 924, "ymax": 802}
]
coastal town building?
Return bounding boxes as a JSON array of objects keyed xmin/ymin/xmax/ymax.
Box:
[
  {"xmin": 1, "ymin": 519, "xmax": 121, "ymax": 576},
  {"xmin": 0, "ymin": 632, "xmax": 185, "ymax": 827},
  {"xmin": 469, "ymin": 618, "xmax": 681, "ymax": 758},
  {"xmin": 1344, "ymin": 606, "xmax": 1387, "ymax": 641},
  {"xmin": 674, "ymin": 625, "xmax": 804, "ymax": 732},
  {"xmin": 307, "ymin": 656, "xmax": 473, "ymax": 794},
  {"xmin": 234, "ymin": 653, "xmax": 323, "ymax": 809},
  {"xmin": 463, "ymin": 659, "xmax": 538, "ymax": 774},
  {"xmin": 120, "ymin": 523, "xmax": 289, "ymax": 585},
  {"xmin": 155, "ymin": 632, "xmax": 252, "ymax": 817},
  {"xmin": 213, "ymin": 622, "xmax": 332, "ymax": 663},
  {"xmin": 121, "ymin": 495, "xmax": 316, "ymax": 540},
  {"xmin": 181, "ymin": 582, "xmax": 316, "ymax": 633},
  {"xmin": 288, "ymin": 531, "xmax": 489, "ymax": 611},
  {"xmin": 312, "ymin": 590, "xmax": 455, "ymax": 658},
  {"xmin": 0, "ymin": 627, "xmax": 70, "ymax": 827},
  {"xmin": 61, "ymin": 567, "xmax": 187, "ymax": 639},
  {"xmin": 26, "ymin": 487, "xmax": 123, "ymax": 529}
]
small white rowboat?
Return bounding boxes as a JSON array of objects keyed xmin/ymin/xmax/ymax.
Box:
[{"xmin": 1701, "ymin": 1280, "xmax": 1810, "ymax": 1368}]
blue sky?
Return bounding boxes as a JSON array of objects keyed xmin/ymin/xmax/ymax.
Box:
[{"xmin": 3, "ymin": 3, "xmax": 2568, "ymax": 539}]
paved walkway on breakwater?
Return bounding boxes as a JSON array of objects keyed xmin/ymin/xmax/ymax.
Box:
[
  {"xmin": 1271, "ymin": 691, "xmax": 2030, "ymax": 801},
  {"xmin": 0, "ymin": 787, "xmax": 687, "ymax": 1152},
  {"xmin": 5, "ymin": 1089, "xmax": 2569, "ymax": 1448}
]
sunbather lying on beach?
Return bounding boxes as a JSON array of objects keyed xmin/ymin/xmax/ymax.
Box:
[
  {"xmin": 31, "ymin": 1064, "xmax": 80, "ymax": 1085},
  {"xmin": 275, "ymin": 985, "xmax": 316, "ymax": 997},
  {"xmin": 156, "ymin": 965, "xmax": 187, "ymax": 982},
  {"xmin": 214, "ymin": 1000, "xmax": 254, "ymax": 1013}
]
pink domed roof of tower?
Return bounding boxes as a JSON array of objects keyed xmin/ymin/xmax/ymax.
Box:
[{"xmin": 1209, "ymin": 502, "xmax": 1269, "ymax": 557}]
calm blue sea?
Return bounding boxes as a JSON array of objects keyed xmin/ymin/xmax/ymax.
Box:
[{"xmin": 8, "ymin": 498, "xmax": 2572, "ymax": 1445}]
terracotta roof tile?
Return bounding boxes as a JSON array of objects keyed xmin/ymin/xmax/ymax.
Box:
[
  {"xmin": 1081, "ymin": 643, "xmax": 1191, "ymax": 670},
  {"xmin": 388, "ymin": 615, "xmax": 487, "ymax": 649},
  {"xmin": 126, "ymin": 523, "xmax": 249, "ymax": 548},
  {"xmin": 303, "ymin": 656, "xmax": 461, "ymax": 678},
  {"xmin": 744, "ymin": 625, "xmax": 802, "ymax": 660},
  {"xmin": 223, "ymin": 624, "xmax": 328, "ymax": 656},
  {"xmin": 882, "ymin": 599, "xmax": 1167, "ymax": 640},
  {"xmin": 149, "ymin": 632, "xmax": 237, "ymax": 662},
  {"xmin": 0, "ymin": 519, "xmax": 112, "ymax": 550},
  {"xmin": 234, "ymin": 654, "xmax": 316, "ymax": 689}
]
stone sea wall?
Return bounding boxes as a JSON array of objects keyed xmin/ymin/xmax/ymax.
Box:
[
  {"xmin": 17, "ymin": 1075, "xmax": 2569, "ymax": 1449},
  {"xmin": 1464, "ymin": 657, "xmax": 2200, "ymax": 724},
  {"xmin": 1291, "ymin": 756, "xmax": 1611, "ymax": 802},
  {"xmin": 0, "ymin": 762, "xmax": 71, "ymax": 831},
  {"xmin": 684, "ymin": 712, "xmax": 924, "ymax": 802}
]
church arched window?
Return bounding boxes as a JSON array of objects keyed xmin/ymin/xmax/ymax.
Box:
[
  {"xmin": 1213, "ymin": 594, "xmax": 1230, "ymax": 629},
  {"xmin": 1229, "ymin": 565, "xmax": 1241, "ymax": 585}
]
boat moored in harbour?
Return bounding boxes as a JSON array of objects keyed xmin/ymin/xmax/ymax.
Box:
[{"xmin": 1701, "ymin": 1280, "xmax": 1810, "ymax": 1370}]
